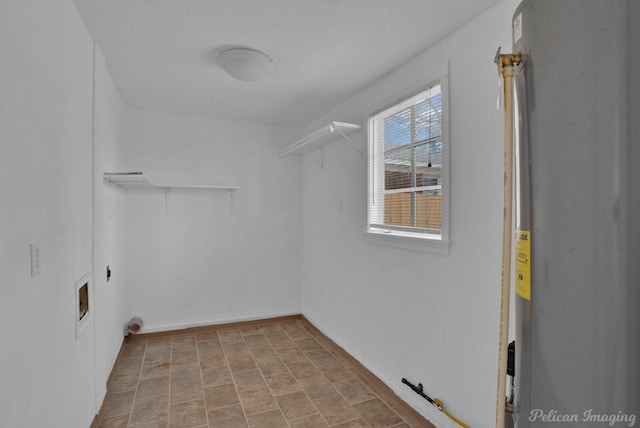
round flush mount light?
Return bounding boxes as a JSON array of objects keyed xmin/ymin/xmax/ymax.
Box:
[{"xmin": 216, "ymin": 47, "xmax": 276, "ymax": 82}]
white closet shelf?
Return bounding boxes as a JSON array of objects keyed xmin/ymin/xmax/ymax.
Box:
[
  {"xmin": 103, "ymin": 172, "xmax": 239, "ymax": 191},
  {"xmin": 279, "ymin": 121, "xmax": 362, "ymax": 158}
]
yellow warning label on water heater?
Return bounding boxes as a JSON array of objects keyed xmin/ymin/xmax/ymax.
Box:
[{"xmin": 515, "ymin": 230, "xmax": 531, "ymax": 300}]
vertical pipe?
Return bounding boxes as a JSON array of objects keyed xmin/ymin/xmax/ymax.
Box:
[
  {"xmin": 496, "ymin": 57, "xmax": 517, "ymax": 428},
  {"xmin": 512, "ymin": 57, "xmax": 531, "ymax": 426}
]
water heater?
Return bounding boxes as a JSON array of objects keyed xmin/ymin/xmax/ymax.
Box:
[{"xmin": 510, "ymin": 0, "xmax": 640, "ymax": 426}]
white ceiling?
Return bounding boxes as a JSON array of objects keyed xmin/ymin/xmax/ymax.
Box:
[{"xmin": 74, "ymin": 0, "xmax": 501, "ymax": 127}]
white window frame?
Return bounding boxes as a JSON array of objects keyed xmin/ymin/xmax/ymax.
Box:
[{"xmin": 365, "ymin": 65, "xmax": 450, "ymax": 255}]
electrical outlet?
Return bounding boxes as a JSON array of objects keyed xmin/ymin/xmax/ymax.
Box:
[{"xmin": 30, "ymin": 244, "xmax": 41, "ymax": 276}]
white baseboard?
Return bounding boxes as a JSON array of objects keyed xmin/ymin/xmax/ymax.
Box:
[
  {"xmin": 301, "ymin": 312, "xmax": 445, "ymax": 427},
  {"xmin": 134, "ymin": 312, "xmax": 302, "ymax": 335}
]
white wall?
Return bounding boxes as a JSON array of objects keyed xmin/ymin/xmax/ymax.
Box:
[
  {"xmin": 300, "ymin": 1, "xmax": 518, "ymax": 426},
  {"xmin": 0, "ymin": 1, "xmax": 126, "ymax": 426},
  {"xmin": 120, "ymin": 110, "xmax": 303, "ymax": 332}
]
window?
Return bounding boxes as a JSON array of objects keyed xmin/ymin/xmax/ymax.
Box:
[{"xmin": 367, "ymin": 74, "xmax": 449, "ymax": 251}]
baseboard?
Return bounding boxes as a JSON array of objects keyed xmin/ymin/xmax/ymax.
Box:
[
  {"xmin": 127, "ymin": 313, "xmax": 303, "ymax": 339},
  {"xmin": 90, "ymin": 336, "xmax": 128, "ymax": 428},
  {"xmin": 298, "ymin": 315, "xmax": 436, "ymax": 428}
]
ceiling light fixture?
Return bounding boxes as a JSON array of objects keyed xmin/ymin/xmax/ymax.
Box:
[{"xmin": 216, "ymin": 47, "xmax": 275, "ymax": 82}]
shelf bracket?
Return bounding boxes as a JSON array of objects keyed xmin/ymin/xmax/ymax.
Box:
[
  {"xmin": 164, "ymin": 189, "xmax": 170, "ymax": 217},
  {"xmin": 335, "ymin": 126, "xmax": 362, "ymax": 155},
  {"xmin": 309, "ymin": 146, "xmax": 324, "ymax": 169}
]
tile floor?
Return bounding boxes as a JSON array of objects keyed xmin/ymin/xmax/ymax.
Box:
[{"xmin": 95, "ymin": 317, "xmax": 432, "ymax": 428}]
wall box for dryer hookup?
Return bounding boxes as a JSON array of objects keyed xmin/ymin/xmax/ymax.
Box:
[{"xmin": 75, "ymin": 272, "xmax": 92, "ymax": 340}]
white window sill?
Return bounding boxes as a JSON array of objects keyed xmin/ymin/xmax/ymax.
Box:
[{"xmin": 364, "ymin": 229, "xmax": 450, "ymax": 255}]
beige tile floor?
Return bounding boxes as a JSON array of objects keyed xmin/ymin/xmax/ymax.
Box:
[{"xmin": 95, "ymin": 317, "xmax": 433, "ymax": 428}]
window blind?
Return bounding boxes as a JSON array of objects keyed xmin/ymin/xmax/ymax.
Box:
[{"xmin": 368, "ymin": 84, "xmax": 443, "ymax": 238}]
